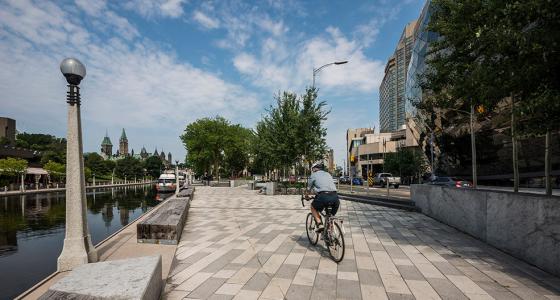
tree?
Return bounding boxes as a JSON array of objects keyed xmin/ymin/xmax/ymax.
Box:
[
  {"xmin": 419, "ymin": 0, "xmax": 560, "ymax": 192},
  {"xmin": 224, "ymin": 125, "xmax": 253, "ymax": 177},
  {"xmin": 297, "ymin": 87, "xmax": 329, "ymax": 170},
  {"xmin": 0, "ymin": 137, "xmax": 11, "ymax": 146},
  {"xmin": 0, "ymin": 157, "xmax": 28, "ymax": 177},
  {"xmin": 43, "ymin": 160, "xmax": 65, "ymax": 183},
  {"xmin": 181, "ymin": 116, "xmax": 245, "ymax": 176},
  {"xmin": 84, "ymin": 153, "xmax": 110, "ymax": 176},
  {"xmin": 383, "ymin": 148, "xmax": 427, "ymax": 183},
  {"xmin": 16, "ymin": 132, "xmax": 67, "ymax": 165},
  {"xmin": 253, "ymin": 88, "xmax": 330, "ymax": 178},
  {"xmin": 144, "ymin": 156, "xmax": 163, "ymax": 178},
  {"xmin": 102, "ymin": 160, "xmax": 116, "ymax": 176},
  {"xmin": 115, "ymin": 157, "xmax": 143, "ymax": 179}
]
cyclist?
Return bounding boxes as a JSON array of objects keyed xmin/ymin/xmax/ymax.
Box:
[{"xmin": 305, "ymin": 162, "xmax": 340, "ymax": 233}]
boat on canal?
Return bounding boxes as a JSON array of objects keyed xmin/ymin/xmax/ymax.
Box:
[{"xmin": 156, "ymin": 173, "xmax": 176, "ymax": 193}]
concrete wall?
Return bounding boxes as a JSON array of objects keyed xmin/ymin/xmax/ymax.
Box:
[
  {"xmin": 229, "ymin": 179, "xmax": 251, "ymax": 187},
  {"xmin": 412, "ymin": 184, "xmax": 560, "ymax": 277}
]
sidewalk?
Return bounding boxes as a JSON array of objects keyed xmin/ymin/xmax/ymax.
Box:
[{"xmin": 163, "ymin": 187, "xmax": 560, "ymax": 300}]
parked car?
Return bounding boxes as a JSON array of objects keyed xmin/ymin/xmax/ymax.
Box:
[
  {"xmin": 428, "ymin": 176, "xmax": 473, "ymax": 188},
  {"xmin": 339, "ymin": 176, "xmax": 350, "ymax": 184},
  {"xmin": 373, "ymin": 173, "xmax": 400, "ymax": 188},
  {"xmin": 352, "ymin": 177, "xmax": 363, "ymax": 185}
]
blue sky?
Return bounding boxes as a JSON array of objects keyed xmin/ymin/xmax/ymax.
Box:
[{"xmin": 0, "ymin": 0, "xmax": 424, "ymax": 166}]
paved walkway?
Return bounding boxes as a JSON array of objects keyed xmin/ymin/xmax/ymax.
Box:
[{"xmin": 163, "ymin": 187, "xmax": 560, "ymax": 300}]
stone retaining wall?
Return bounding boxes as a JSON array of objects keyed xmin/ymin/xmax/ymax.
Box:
[{"xmin": 411, "ymin": 184, "xmax": 560, "ymax": 277}]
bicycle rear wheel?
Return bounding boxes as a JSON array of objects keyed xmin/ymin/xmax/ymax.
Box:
[
  {"xmin": 306, "ymin": 213, "xmax": 319, "ymax": 245},
  {"xmin": 327, "ymin": 222, "xmax": 345, "ymax": 262}
]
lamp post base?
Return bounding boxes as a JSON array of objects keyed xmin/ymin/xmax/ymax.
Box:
[{"xmin": 57, "ymin": 237, "xmax": 90, "ymax": 272}]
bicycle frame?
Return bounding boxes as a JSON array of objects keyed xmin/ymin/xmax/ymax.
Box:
[{"xmin": 301, "ymin": 194, "xmax": 345, "ymax": 235}]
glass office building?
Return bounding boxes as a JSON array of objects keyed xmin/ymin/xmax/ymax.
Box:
[
  {"xmin": 404, "ymin": 0, "xmax": 560, "ymax": 185},
  {"xmin": 380, "ymin": 21, "xmax": 417, "ymax": 133}
]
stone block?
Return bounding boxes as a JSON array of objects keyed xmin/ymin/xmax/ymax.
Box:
[
  {"xmin": 40, "ymin": 255, "xmax": 162, "ymax": 300},
  {"xmin": 486, "ymin": 191, "xmax": 560, "ymax": 277},
  {"xmin": 137, "ymin": 197, "xmax": 190, "ymax": 244},
  {"xmin": 265, "ymin": 182, "xmax": 277, "ymax": 195}
]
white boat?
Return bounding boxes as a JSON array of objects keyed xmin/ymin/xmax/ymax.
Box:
[{"xmin": 156, "ymin": 173, "xmax": 176, "ymax": 193}]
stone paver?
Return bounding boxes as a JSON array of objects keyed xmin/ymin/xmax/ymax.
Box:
[{"xmin": 163, "ymin": 187, "xmax": 560, "ymax": 300}]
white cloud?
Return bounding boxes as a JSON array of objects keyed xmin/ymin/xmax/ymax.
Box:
[
  {"xmin": 231, "ymin": 26, "xmax": 385, "ymax": 93},
  {"xmin": 75, "ymin": 0, "xmax": 107, "ymax": 16},
  {"xmin": 0, "ymin": 0, "xmax": 259, "ymax": 159},
  {"xmin": 192, "ymin": 10, "xmax": 220, "ymax": 29},
  {"xmin": 124, "ymin": 0, "xmax": 185, "ymax": 19}
]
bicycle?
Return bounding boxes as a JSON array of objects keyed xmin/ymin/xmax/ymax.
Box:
[{"xmin": 301, "ymin": 193, "xmax": 345, "ymax": 262}]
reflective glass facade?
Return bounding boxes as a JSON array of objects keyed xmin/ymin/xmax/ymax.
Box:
[
  {"xmin": 405, "ymin": 1, "xmax": 438, "ymax": 129},
  {"xmin": 404, "ymin": 0, "xmax": 560, "ymax": 184},
  {"xmin": 380, "ymin": 21, "xmax": 416, "ymax": 133}
]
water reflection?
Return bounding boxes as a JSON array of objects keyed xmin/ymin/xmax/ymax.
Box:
[{"xmin": 0, "ymin": 184, "xmax": 161, "ymax": 300}]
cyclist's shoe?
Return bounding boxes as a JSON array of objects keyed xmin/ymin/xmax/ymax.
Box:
[{"xmin": 315, "ymin": 223, "xmax": 324, "ymax": 233}]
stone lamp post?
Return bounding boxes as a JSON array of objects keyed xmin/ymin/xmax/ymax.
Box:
[
  {"xmin": 57, "ymin": 58, "xmax": 98, "ymax": 271},
  {"xmin": 175, "ymin": 160, "xmax": 180, "ymax": 194}
]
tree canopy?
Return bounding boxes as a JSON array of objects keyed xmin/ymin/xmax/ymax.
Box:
[
  {"xmin": 0, "ymin": 157, "xmax": 28, "ymax": 177},
  {"xmin": 144, "ymin": 156, "xmax": 164, "ymax": 178},
  {"xmin": 418, "ymin": 0, "xmax": 560, "ymax": 133},
  {"xmin": 115, "ymin": 156, "xmax": 144, "ymax": 178},
  {"xmin": 181, "ymin": 87, "xmax": 330, "ymax": 178},
  {"xmin": 181, "ymin": 116, "xmax": 252, "ymax": 177},
  {"xmin": 254, "ymin": 87, "xmax": 329, "ymax": 174}
]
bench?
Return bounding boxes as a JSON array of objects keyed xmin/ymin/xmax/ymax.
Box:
[
  {"xmin": 40, "ymin": 255, "xmax": 162, "ymax": 300},
  {"xmin": 137, "ymin": 196, "xmax": 191, "ymax": 244}
]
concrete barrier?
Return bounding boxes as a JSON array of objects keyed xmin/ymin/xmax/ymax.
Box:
[
  {"xmin": 266, "ymin": 182, "xmax": 278, "ymax": 195},
  {"xmin": 230, "ymin": 179, "xmax": 251, "ymax": 187},
  {"xmin": 411, "ymin": 184, "xmax": 560, "ymax": 277},
  {"xmin": 39, "ymin": 255, "xmax": 162, "ymax": 300}
]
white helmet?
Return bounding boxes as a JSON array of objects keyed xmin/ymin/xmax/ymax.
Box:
[{"xmin": 311, "ymin": 162, "xmax": 325, "ymax": 171}]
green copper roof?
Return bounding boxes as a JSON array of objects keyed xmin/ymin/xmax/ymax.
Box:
[
  {"xmin": 101, "ymin": 135, "xmax": 112, "ymax": 146},
  {"xmin": 120, "ymin": 128, "xmax": 127, "ymax": 141}
]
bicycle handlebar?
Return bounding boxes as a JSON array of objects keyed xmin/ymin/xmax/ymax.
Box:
[{"xmin": 301, "ymin": 194, "xmax": 315, "ymax": 207}]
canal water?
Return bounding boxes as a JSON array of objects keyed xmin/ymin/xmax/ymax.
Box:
[{"xmin": 0, "ymin": 185, "xmax": 171, "ymax": 300}]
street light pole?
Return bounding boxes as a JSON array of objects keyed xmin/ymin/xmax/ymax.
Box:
[
  {"xmin": 312, "ymin": 61, "xmax": 348, "ymax": 88},
  {"xmin": 175, "ymin": 160, "xmax": 180, "ymax": 194},
  {"xmin": 57, "ymin": 58, "xmax": 98, "ymax": 271}
]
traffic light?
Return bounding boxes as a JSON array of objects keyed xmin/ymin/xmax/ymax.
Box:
[{"xmin": 476, "ymin": 105, "xmax": 485, "ymax": 114}]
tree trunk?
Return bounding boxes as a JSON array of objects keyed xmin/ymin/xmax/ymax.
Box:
[
  {"xmin": 545, "ymin": 129, "xmax": 552, "ymax": 196},
  {"xmin": 512, "ymin": 97, "xmax": 519, "ymax": 192},
  {"xmin": 470, "ymin": 104, "xmax": 478, "ymax": 188},
  {"xmin": 214, "ymin": 161, "xmax": 219, "ymax": 179}
]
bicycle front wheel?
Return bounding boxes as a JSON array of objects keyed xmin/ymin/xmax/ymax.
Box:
[
  {"xmin": 328, "ymin": 222, "xmax": 345, "ymax": 262},
  {"xmin": 306, "ymin": 213, "xmax": 319, "ymax": 246}
]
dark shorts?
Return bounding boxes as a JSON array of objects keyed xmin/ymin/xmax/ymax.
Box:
[{"xmin": 312, "ymin": 192, "xmax": 340, "ymax": 215}]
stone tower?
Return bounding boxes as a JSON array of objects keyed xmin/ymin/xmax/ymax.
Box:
[
  {"xmin": 119, "ymin": 128, "xmax": 128, "ymax": 157},
  {"xmin": 140, "ymin": 146, "xmax": 148, "ymax": 160},
  {"xmin": 100, "ymin": 131, "xmax": 113, "ymax": 159},
  {"xmin": 168, "ymin": 152, "xmax": 172, "ymax": 164},
  {"xmin": 160, "ymin": 149, "xmax": 166, "ymax": 162}
]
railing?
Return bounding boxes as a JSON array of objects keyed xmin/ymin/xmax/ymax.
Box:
[{"xmin": 2, "ymin": 180, "xmax": 155, "ymax": 194}]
